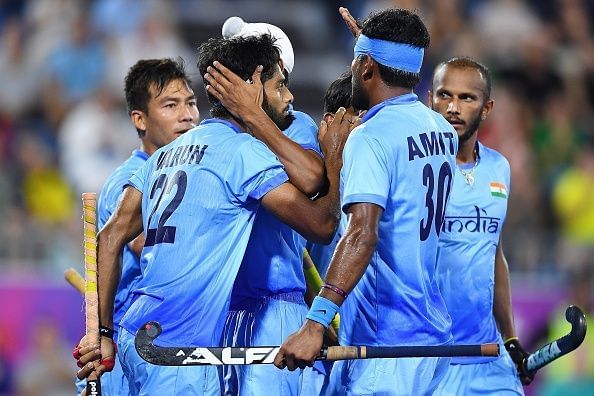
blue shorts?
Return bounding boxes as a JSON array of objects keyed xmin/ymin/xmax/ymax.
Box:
[
  {"xmin": 75, "ymin": 352, "xmax": 129, "ymax": 395},
  {"xmin": 433, "ymin": 348, "xmax": 524, "ymax": 395},
  {"xmin": 222, "ymin": 292, "xmax": 326, "ymax": 395},
  {"xmin": 117, "ymin": 327, "xmax": 220, "ymax": 396},
  {"xmin": 327, "ymin": 356, "xmax": 449, "ymax": 395}
]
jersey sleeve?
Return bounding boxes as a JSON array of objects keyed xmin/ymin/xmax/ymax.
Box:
[
  {"xmin": 341, "ymin": 130, "xmax": 390, "ymax": 212},
  {"xmin": 127, "ymin": 159, "xmax": 151, "ymax": 194},
  {"xmin": 226, "ymin": 139, "xmax": 289, "ymax": 204},
  {"xmin": 286, "ymin": 111, "xmax": 322, "ymax": 156}
]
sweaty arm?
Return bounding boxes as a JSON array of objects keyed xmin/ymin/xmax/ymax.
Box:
[
  {"xmin": 493, "ymin": 235, "xmax": 516, "ymax": 340},
  {"xmin": 319, "ymin": 203, "xmax": 381, "ymax": 305},
  {"xmin": 97, "ymin": 186, "xmax": 144, "ymax": 330},
  {"xmin": 241, "ymin": 109, "xmax": 324, "ymax": 196},
  {"xmin": 205, "ymin": 62, "xmax": 324, "ymax": 195}
]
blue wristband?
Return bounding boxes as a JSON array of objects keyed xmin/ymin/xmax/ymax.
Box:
[{"xmin": 306, "ymin": 296, "xmax": 339, "ymax": 328}]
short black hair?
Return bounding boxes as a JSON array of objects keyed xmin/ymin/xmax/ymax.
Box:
[
  {"xmin": 198, "ymin": 34, "xmax": 280, "ymax": 118},
  {"xmin": 361, "ymin": 8, "xmax": 430, "ymax": 88},
  {"xmin": 124, "ymin": 58, "xmax": 192, "ymax": 137},
  {"xmin": 433, "ymin": 57, "xmax": 492, "ymax": 100},
  {"xmin": 323, "ymin": 70, "xmax": 352, "ymax": 113}
]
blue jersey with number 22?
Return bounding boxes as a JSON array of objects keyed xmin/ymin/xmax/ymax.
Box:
[{"xmin": 121, "ymin": 118, "xmax": 288, "ymax": 347}]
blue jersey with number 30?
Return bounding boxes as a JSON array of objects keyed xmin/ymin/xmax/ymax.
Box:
[
  {"xmin": 121, "ymin": 118, "xmax": 288, "ymax": 346},
  {"xmin": 339, "ymin": 93, "xmax": 457, "ymax": 347}
]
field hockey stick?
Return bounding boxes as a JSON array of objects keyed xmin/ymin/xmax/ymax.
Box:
[
  {"xmin": 524, "ymin": 305, "xmax": 587, "ymax": 375},
  {"xmin": 64, "ymin": 267, "xmax": 85, "ymax": 295},
  {"xmin": 82, "ymin": 193, "xmax": 101, "ymax": 396},
  {"xmin": 134, "ymin": 321, "xmax": 499, "ymax": 366}
]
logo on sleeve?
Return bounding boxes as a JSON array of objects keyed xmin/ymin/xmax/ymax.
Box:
[{"xmin": 490, "ymin": 182, "xmax": 507, "ymax": 199}]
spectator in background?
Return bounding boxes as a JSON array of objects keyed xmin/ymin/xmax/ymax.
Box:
[
  {"xmin": 536, "ymin": 268, "xmax": 594, "ymax": 396},
  {"xmin": 41, "ymin": 11, "xmax": 107, "ymax": 126},
  {"xmin": 551, "ymin": 137, "xmax": 594, "ymax": 273}
]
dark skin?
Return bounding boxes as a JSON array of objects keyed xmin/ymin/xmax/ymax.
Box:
[
  {"xmin": 273, "ymin": 29, "xmax": 412, "ymax": 370},
  {"xmin": 430, "ymin": 64, "xmax": 531, "ymax": 384},
  {"xmin": 205, "ymin": 61, "xmax": 324, "ymax": 197},
  {"xmin": 75, "ymin": 107, "xmax": 360, "ymax": 380}
]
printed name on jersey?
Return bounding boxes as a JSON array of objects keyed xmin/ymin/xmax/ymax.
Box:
[
  {"xmin": 442, "ymin": 205, "xmax": 501, "ymax": 234},
  {"xmin": 489, "ymin": 182, "xmax": 508, "ymax": 199},
  {"xmin": 407, "ymin": 131, "xmax": 456, "ymax": 161},
  {"xmin": 156, "ymin": 144, "xmax": 209, "ymax": 171},
  {"xmin": 178, "ymin": 346, "xmax": 280, "ymax": 365}
]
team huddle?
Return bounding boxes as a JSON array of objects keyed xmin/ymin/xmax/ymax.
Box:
[{"xmin": 73, "ymin": 7, "xmax": 532, "ymax": 396}]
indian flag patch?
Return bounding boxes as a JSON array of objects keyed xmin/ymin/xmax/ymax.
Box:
[{"xmin": 490, "ymin": 182, "xmax": 507, "ymax": 199}]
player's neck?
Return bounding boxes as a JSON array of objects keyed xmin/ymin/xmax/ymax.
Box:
[
  {"xmin": 369, "ymin": 86, "xmax": 412, "ymax": 108},
  {"xmin": 457, "ymin": 137, "xmax": 478, "ymax": 165},
  {"xmin": 140, "ymin": 143, "xmax": 154, "ymax": 156}
]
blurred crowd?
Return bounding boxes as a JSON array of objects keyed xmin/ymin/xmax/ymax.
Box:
[{"xmin": 0, "ymin": 0, "xmax": 593, "ymax": 394}]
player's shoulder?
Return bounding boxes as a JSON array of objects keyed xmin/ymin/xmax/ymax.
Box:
[
  {"xmin": 290, "ymin": 110, "xmax": 317, "ymax": 127},
  {"xmin": 478, "ymin": 142, "xmax": 509, "ymax": 169},
  {"xmin": 102, "ymin": 151, "xmax": 148, "ymax": 194}
]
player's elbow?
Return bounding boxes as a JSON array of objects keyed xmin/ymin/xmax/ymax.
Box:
[{"xmin": 307, "ymin": 216, "xmax": 339, "ymax": 245}]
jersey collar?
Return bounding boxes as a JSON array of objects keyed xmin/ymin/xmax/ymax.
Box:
[
  {"xmin": 361, "ymin": 92, "xmax": 418, "ymax": 123},
  {"xmin": 200, "ymin": 118, "xmax": 244, "ymax": 134},
  {"xmin": 132, "ymin": 149, "xmax": 149, "ymax": 161}
]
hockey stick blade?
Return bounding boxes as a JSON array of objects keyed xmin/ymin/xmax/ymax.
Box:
[
  {"xmin": 135, "ymin": 321, "xmax": 499, "ymax": 366},
  {"xmin": 524, "ymin": 305, "xmax": 587, "ymax": 375}
]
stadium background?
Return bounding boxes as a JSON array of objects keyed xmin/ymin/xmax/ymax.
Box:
[{"xmin": 0, "ymin": 0, "xmax": 592, "ymax": 394}]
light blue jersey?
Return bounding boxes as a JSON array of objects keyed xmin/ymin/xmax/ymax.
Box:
[
  {"xmin": 230, "ymin": 111, "xmax": 321, "ymax": 304},
  {"xmin": 98, "ymin": 149, "xmax": 148, "ymax": 339},
  {"xmin": 436, "ymin": 142, "xmax": 511, "ymax": 364},
  {"xmin": 120, "ymin": 118, "xmax": 288, "ymax": 347},
  {"xmin": 223, "ymin": 111, "xmax": 324, "ymax": 395},
  {"xmin": 339, "ymin": 93, "xmax": 457, "ymax": 347},
  {"xmin": 76, "ymin": 149, "xmax": 147, "ymax": 396}
]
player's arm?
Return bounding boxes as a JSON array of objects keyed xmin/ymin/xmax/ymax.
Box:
[
  {"xmin": 97, "ymin": 186, "xmax": 144, "ymax": 330},
  {"xmin": 128, "ymin": 232, "xmax": 145, "ymax": 257},
  {"xmin": 493, "ymin": 235, "xmax": 515, "ymax": 340},
  {"xmin": 275, "ymin": 203, "xmax": 381, "ymax": 370},
  {"xmin": 76, "ymin": 186, "xmax": 143, "ymax": 379},
  {"xmin": 205, "ymin": 62, "xmax": 324, "ymax": 196},
  {"xmin": 495, "ymin": 235, "xmax": 534, "ymax": 384},
  {"xmin": 260, "ymin": 108, "xmax": 354, "ymax": 243}
]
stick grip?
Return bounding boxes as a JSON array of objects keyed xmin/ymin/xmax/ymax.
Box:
[
  {"xmin": 82, "ymin": 193, "xmax": 101, "ymax": 395},
  {"xmin": 322, "ymin": 344, "xmax": 499, "ymax": 360},
  {"xmin": 64, "ymin": 267, "xmax": 85, "ymax": 295}
]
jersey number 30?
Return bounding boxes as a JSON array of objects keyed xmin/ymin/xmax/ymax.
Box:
[
  {"xmin": 420, "ymin": 162, "xmax": 452, "ymax": 241},
  {"xmin": 145, "ymin": 170, "xmax": 187, "ymax": 247}
]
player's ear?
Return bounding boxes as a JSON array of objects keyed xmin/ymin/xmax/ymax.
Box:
[
  {"xmin": 361, "ymin": 55, "xmax": 374, "ymax": 81},
  {"xmin": 481, "ymin": 99, "xmax": 494, "ymax": 121},
  {"xmin": 322, "ymin": 112, "xmax": 335, "ymax": 124},
  {"xmin": 427, "ymin": 90, "xmax": 434, "ymax": 109},
  {"xmin": 131, "ymin": 110, "xmax": 147, "ymax": 134}
]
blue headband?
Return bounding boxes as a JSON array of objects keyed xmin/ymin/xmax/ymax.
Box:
[{"xmin": 354, "ymin": 34, "xmax": 424, "ymax": 73}]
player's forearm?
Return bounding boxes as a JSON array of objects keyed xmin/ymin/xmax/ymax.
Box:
[
  {"xmin": 493, "ymin": 244, "xmax": 516, "ymax": 340},
  {"xmin": 243, "ymin": 109, "xmax": 325, "ymax": 196},
  {"xmin": 321, "ymin": 222, "xmax": 377, "ymax": 306},
  {"xmin": 97, "ymin": 228, "xmax": 125, "ymax": 329}
]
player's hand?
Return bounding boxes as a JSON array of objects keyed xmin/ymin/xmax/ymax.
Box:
[
  {"xmin": 318, "ymin": 107, "xmax": 361, "ymax": 158},
  {"xmin": 274, "ymin": 320, "xmax": 325, "ymax": 371},
  {"xmin": 339, "ymin": 7, "xmax": 362, "ymax": 38},
  {"xmin": 504, "ymin": 337, "xmax": 534, "ymax": 385},
  {"xmin": 73, "ymin": 334, "xmax": 100, "ymax": 379},
  {"xmin": 75, "ymin": 335, "xmax": 117, "ymax": 380},
  {"xmin": 205, "ymin": 62, "xmax": 264, "ymax": 120}
]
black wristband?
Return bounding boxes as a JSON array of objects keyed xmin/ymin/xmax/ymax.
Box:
[{"xmin": 99, "ymin": 325, "xmax": 114, "ymax": 339}]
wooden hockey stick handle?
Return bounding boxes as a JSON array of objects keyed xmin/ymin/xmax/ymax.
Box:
[{"xmin": 64, "ymin": 267, "xmax": 85, "ymax": 295}]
